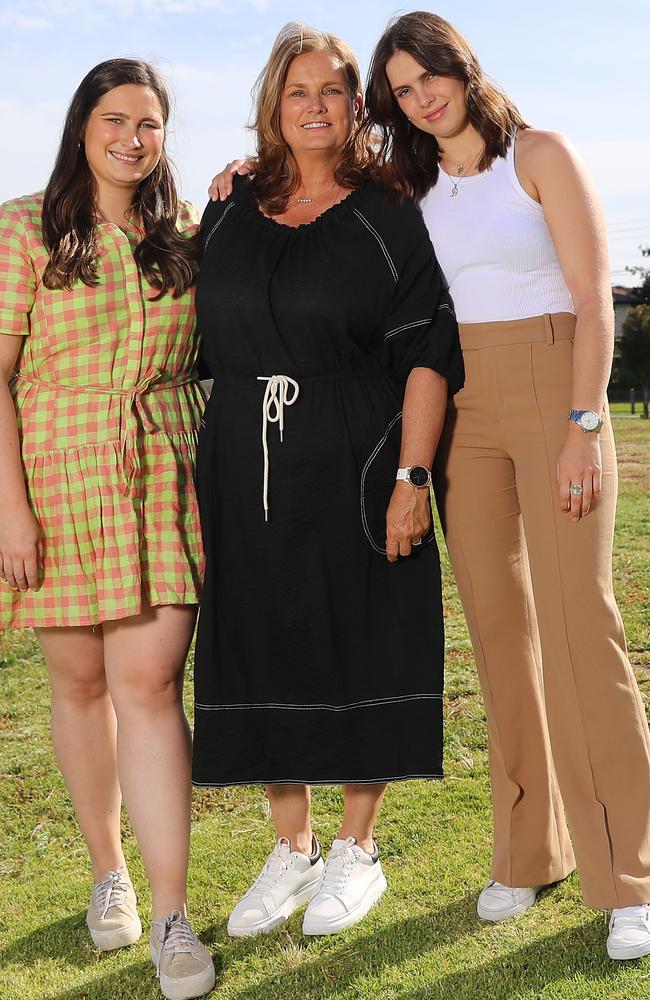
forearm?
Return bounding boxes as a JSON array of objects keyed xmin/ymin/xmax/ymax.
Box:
[
  {"xmin": 398, "ymin": 367, "xmax": 448, "ymax": 468},
  {"xmin": 0, "ymin": 381, "xmax": 31, "ymax": 515},
  {"xmin": 571, "ymin": 294, "xmax": 615, "ymax": 413}
]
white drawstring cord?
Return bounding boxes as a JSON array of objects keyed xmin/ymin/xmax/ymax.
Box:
[{"xmin": 257, "ymin": 375, "xmax": 300, "ymax": 520}]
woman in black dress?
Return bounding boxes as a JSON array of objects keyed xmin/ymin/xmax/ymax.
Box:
[{"xmin": 193, "ymin": 22, "xmax": 463, "ymax": 938}]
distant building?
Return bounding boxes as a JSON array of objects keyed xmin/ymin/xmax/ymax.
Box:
[{"xmin": 613, "ymin": 285, "xmax": 641, "ymax": 339}]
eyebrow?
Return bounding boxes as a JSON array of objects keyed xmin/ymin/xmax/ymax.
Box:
[
  {"xmin": 284, "ymin": 80, "xmax": 344, "ymax": 89},
  {"xmin": 99, "ymin": 110, "xmax": 161, "ymax": 121},
  {"xmin": 391, "ymin": 70, "xmax": 429, "ymax": 94}
]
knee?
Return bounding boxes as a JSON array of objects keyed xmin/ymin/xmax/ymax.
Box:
[
  {"xmin": 110, "ymin": 666, "xmax": 184, "ymax": 712},
  {"xmin": 51, "ymin": 669, "xmax": 108, "ymax": 707}
]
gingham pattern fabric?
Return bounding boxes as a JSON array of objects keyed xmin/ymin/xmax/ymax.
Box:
[{"xmin": 0, "ymin": 192, "xmax": 205, "ymax": 628}]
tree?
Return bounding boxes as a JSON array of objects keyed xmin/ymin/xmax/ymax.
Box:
[
  {"xmin": 618, "ymin": 304, "xmax": 650, "ymax": 418},
  {"xmin": 627, "ymin": 245, "xmax": 650, "ymax": 304}
]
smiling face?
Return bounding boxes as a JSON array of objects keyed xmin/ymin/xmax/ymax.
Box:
[
  {"xmin": 385, "ymin": 50, "xmax": 468, "ymax": 141},
  {"xmin": 278, "ymin": 50, "xmax": 360, "ymax": 159},
  {"xmin": 81, "ymin": 83, "xmax": 165, "ymax": 199}
]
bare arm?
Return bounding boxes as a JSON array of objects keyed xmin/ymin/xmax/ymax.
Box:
[
  {"xmin": 0, "ymin": 335, "xmax": 42, "ymax": 590},
  {"xmin": 519, "ymin": 130, "xmax": 613, "ymax": 520},
  {"xmin": 385, "ymin": 367, "xmax": 448, "ymax": 563}
]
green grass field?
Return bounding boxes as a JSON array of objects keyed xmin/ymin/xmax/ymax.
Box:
[{"xmin": 1, "ymin": 417, "xmax": 649, "ymax": 1000}]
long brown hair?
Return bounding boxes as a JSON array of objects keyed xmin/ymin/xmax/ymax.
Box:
[
  {"xmin": 364, "ymin": 11, "xmax": 529, "ymax": 200},
  {"xmin": 42, "ymin": 58, "xmax": 199, "ymax": 298},
  {"xmin": 249, "ymin": 22, "xmax": 374, "ymax": 216}
]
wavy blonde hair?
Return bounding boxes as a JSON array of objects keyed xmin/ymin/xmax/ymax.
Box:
[{"xmin": 249, "ymin": 22, "xmax": 374, "ymax": 215}]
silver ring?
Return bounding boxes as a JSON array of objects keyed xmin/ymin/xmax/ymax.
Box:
[
  {"xmin": 412, "ymin": 538, "xmax": 423, "ymax": 546},
  {"xmin": 569, "ymin": 483, "xmax": 584, "ymax": 496}
]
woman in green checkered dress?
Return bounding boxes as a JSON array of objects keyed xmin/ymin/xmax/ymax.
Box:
[{"xmin": 0, "ymin": 60, "xmax": 215, "ymax": 998}]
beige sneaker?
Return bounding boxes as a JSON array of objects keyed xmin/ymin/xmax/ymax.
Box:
[
  {"xmin": 150, "ymin": 910, "xmax": 216, "ymax": 1000},
  {"xmin": 86, "ymin": 868, "xmax": 142, "ymax": 951}
]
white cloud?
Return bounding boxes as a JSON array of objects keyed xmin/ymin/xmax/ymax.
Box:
[
  {"xmin": 15, "ymin": 0, "xmax": 271, "ymax": 19},
  {"xmin": 0, "ymin": 12, "xmax": 49, "ymax": 30}
]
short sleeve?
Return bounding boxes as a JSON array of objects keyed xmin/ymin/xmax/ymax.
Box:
[
  {"xmin": 176, "ymin": 199, "xmax": 200, "ymax": 235},
  {"xmin": 0, "ymin": 201, "xmax": 37, "ymax": 337},
  {"xmin": 384, "ymin": 207, "xmax": 464, "ymax": 395}
]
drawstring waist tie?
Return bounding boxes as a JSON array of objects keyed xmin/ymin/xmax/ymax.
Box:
[
  {"xmin": 257, "ymin": 374, "xmax": 300, "ymax": 521},
  {"xmin": 13, "ymin": 367, "xmax": 199, "ymax": 496}
]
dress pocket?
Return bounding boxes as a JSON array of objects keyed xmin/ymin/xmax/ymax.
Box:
[{"xmin": 360, "ymin": 410, "xmax": 435, "ymax": 555}]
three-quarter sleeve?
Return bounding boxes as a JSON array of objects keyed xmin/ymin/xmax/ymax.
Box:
[
  {"xmin": 0, "ymin": 201, "xmax": 37, "ymax": 337},
  {"xmin": 383, "ymin": 206, "xmax": 464, "ymax": 394}
]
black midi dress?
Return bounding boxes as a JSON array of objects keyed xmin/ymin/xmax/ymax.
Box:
[{"xmin": 192, "ymin": 177, "xmax": 464, "ymax": 787}]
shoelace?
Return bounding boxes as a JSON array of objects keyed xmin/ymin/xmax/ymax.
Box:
[
  {"xmin": 248, "ymin": 843, "xmax": 291, "ymax": 898},
  {"xmin": 257, "ymin": 374, "xmax": 300, "ymax": 521},
  {"xmin": 156, "ymin": 911, "xmax": 198, "ymax": 976},
  {"xmin": 92, "ymin": 869, "xmax": 130, "ymax": 919},
  {"xmin": 320, "ymin": 837, "xmax": 359, "ymax": 895}
]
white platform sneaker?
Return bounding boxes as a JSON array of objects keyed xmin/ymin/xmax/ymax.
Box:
[
  {"xmin": 477, "ymin": 880, "xmax": 539, "ymax": 921},
  {"xmin": 302, "ymin": 837, "xmax": 387, "ymax": 936},
  {"xmin": 607, "ymin": 904, "xmax": 650, "ymax": 960},
  {"xmin": 227, "ymin": 836, "xmax": 324, "ymax": 937}
]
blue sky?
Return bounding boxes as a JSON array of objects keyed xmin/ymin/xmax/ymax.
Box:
[{"xmin": 1, "ymin": 0, "xmax": 648, "ymax": 283}]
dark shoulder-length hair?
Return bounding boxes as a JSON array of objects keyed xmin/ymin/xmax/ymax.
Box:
[
  {"xmin": 249, "ymin": 22, "xmax": 375, "ymax": 216},
  {"xmin": 364, "ymin": 11, "xmax": 529, "ymax": 201},
  {"xmin": 42, "ymin": 58, "xmax": 199, "ymax": 298}
]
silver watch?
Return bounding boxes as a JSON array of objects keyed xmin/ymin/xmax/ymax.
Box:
[
  {"xmin": 396, "ymin": 466, "xmax": 432, "ymax": 488},
  {"xmin": 568, "ymin": 409, "xmax": 603, "ymax": 433}
]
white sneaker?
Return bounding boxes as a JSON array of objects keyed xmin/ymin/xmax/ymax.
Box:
[
  {"xmin": 477, "ymin": 880, "xmax": 538, "ymax": 921},
  {"xmin": 150, "ymin": 910, "xmax": 216, "ymax": 1000},
  {"xmin": 607, "ymin": 904, "xmax": 650, "ymax": 960},
  {"xmin": 302, "ymin": 837, "xmax": 387, "ymax": 936},
  {"xmin": 227, "ymin": 836, "xmax": 324, "ymax": 937}
]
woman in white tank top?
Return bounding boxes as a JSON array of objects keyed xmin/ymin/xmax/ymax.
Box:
[{"xmin": 363, "ymin": 10, "xmax": 650, "ymax": 961}]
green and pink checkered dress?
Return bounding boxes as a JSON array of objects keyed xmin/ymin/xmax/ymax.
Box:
[{"xmin": 0, "ymin": 192, "xmax": 205, "ymax": 628}]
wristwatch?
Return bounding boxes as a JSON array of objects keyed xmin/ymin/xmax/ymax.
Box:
[
  {"xmin": 396, "ymin": 466, "xmax": 432, "ymax": 488},
  {"xmin": 568, "ymin": 409, "xmax": 603, "ymax": 433}
]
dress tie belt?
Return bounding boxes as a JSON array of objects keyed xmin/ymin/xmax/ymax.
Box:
[
  {"xmin": 256, "ymin": 374, "xmax": 300, "ymax": 521},
  {"xmin": 14, "ymin": 367, "xmax": 198, "ymax": 496}
]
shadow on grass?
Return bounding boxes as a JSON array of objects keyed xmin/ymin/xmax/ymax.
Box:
[
  {"xmin": 0, "ymin": 912, "xmax": 94, "ymax": 970},
  {"xmin": 5, "ymin": 898, "xmax": 637, "ymax": 1000}
]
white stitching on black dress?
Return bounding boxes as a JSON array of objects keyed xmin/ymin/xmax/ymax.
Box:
[
  {"xmin": 360, "ymin": 410, "xmax": 403, "ymax": 554},
  {"xmin": 195, "ymin": 692, "xmax": 442, "ymax": 711},
  {"xmin": 204, "ymin": 201, "xmax": 235, "ymax": 249},
  {"xmin": 384, "ymin": 318, "xmax": 432, "ymax": 342},
  {"xmin": 353, "ymin": 209, "xmax": 398, "ymax": 283}
]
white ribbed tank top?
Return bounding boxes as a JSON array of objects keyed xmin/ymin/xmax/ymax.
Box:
[{"xmin": 420, "ymin": 135, "xmax": 575, "ymax": 324}]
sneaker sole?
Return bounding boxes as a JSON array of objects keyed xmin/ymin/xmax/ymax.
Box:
[
  {"xmin": 302, "ymin": 871, "xmax": 387, "ymax": 936},
  {"xmin": 88, "ymin": 914, "xmax": 143, "ymax": 951},
  {"xmin": 607, "ymin": 939, "xmax": 650, "ymax": 961},
  {"xmin": 227, "ymin": 877, "xmax": 323, "ymax": 938},
  {"xmin": 150, "ymin": 948, "xmax": 216, "ymax": 1000},
  {"xmin": 477, "ymin": 891, "xmax": 537, "ymax": 922}
]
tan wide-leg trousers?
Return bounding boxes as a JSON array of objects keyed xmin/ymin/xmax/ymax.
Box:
[{"xmin": 435, "ymin": 312, "xmax": 650, "ymax": 908}]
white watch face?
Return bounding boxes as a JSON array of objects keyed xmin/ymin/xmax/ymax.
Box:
[{"xmin": 580, "ymin": 411, "xmax": 600, "ymax": 431}]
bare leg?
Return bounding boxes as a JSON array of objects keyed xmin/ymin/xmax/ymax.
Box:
[
  {"xmin": 36, "ymin": 625, "xmax": 125, "ymax": 880},
  {"xmin": 103, "ymin": 604, "xmax": 196, "ymax": 920},
  {"xmin": 266, "ymin": 785, "xmax": 313, "ymax": 854},
  {"xmin": 339, "ymin": 784, "xmax": 387, "ymax": 852}
]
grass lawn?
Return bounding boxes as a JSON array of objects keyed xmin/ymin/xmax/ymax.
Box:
[{"xmin": 1, "ymin": 417, "xmax": 649, "ymax": 1000}]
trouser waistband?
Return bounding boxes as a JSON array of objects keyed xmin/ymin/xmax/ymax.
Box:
[{"xmin": 458, "ymin": 313, "xmax": 576, "ymax": 350}]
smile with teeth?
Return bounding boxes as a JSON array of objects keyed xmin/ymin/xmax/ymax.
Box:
[
  {"xmin": 302, "ymin": 122, "xmax": 331, "ymax": 129},
  {"xmin": 109, "ymin": 150, "xmax": 143, "ymax": 163}
]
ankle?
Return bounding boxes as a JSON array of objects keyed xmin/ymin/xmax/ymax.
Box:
[
  {"xmin": 152, "ymin": 899, "xmax": 188, "ymax": 922},
  {"xmin": 277, "ymin": 832, "xmax": 314, "ymax": 856},
  {"xmin": 337, "ymin": 832, "xmax": 374, "ymax": 854},
  {"xmin": 91, "ymin": 857, "xmax": 127, "ymax": 881}
]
